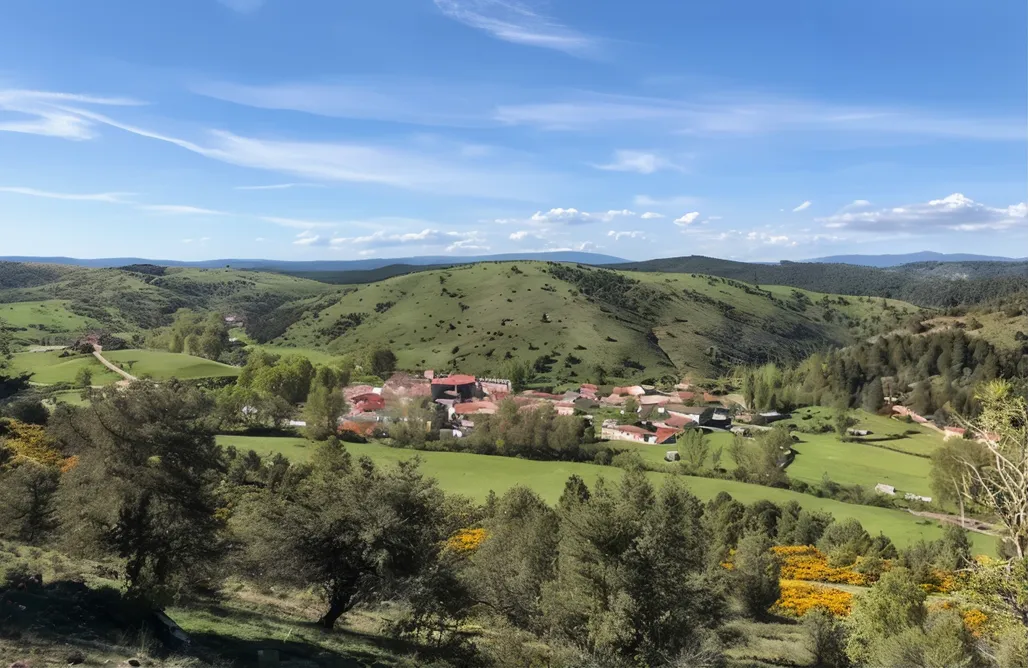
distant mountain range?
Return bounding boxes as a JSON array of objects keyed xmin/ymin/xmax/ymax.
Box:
[
  {"xmin": 805, "ymin": 251, "xmax": 1027, "ymax": 268},
  {"xmin": 0, "ymin": 251, "xmax": 628, "ymax": 271}
]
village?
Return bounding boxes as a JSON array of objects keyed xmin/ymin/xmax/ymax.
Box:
[{"xmin": 316, "ymin": 368, "xmax": 794, "ymax": 449}]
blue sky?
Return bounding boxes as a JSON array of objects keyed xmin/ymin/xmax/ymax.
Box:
[{"xmin": 0, "ymin": 0, "xmax": 1025, "ymax": 262}]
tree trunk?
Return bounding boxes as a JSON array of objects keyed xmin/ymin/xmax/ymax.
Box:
[{"xmin": 317, "ymin": 598, "xmax": 349, "ymax": 629}]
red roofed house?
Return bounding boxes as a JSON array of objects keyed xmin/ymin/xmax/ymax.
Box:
[
  {"xmin": 350, "ymin": 393, "xmax": 386, "ymax": 414},
  {"xmin": 431, "ymin": 374, "xmax": 478, "ymax": 401},
  {"xmin": 657, "ymin": 415, "xmax": 693, "ymax": 429},
  {"xmin": 555, "ymin": 401, "xmax": 576, "ymax": 416},
  {"xmin": 602, "ymin": 393, "xmax": 627, "ymax": 406},
  {"xmin": 611, "ymin": 386, "xmax": 630, "ymax": 396},
  {"xmin": 343, "ymin": 385, "xmax": 377, "ymax": 402},
  {"xmin": 944, "ymin": 426, "xmax": 967, "ymax": 439},
  {"xmin": 600, "ymin": 424, "xmax": 656, "ymax": 443},
  {"xmin": 382, "ymin": 372, "xmax": 432, "ymax": 400},
  {"xmin": 639, "ymin": 394, "xmax": 671, "ymax": 406},
  {"xmin": 655, "ymin": 427, "xmax": 681, "ymax": 445}
]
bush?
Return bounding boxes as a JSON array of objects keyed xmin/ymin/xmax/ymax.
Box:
[{"xmin": 803, "ymin": 608, "xmax": 849, "ymax": 667}]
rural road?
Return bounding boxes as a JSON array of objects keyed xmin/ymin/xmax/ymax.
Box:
[{"xmin": 92, "ymin": 344, "xmax": 137, "ymax": 383}]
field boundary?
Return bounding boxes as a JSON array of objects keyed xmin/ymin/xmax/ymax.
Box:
[{"xmin": 92, "ymin": 345, "xmax": 136, "ymax": 382}]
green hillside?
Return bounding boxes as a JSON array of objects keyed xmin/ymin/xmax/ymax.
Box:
[
  {"xmin": 269, "ymin": 261, "xmax": 920, "ymax": 380},
  {"xmin": 0, "ymin": 264, "xmax": 338, "ymax": 344}
]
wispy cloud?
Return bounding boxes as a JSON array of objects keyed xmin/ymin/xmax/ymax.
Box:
[
  {"xmin": 0, "ymin": 89, "xmax": 143, "ymax": 140},
  {"xmin": 67, "ymin": 105, "xmax": 553, "ymax": 199},
  {"xmin": 819, "ymin": 193, "xmax": 1028, "ymax": 232},
  {"xmin": 634, "ymin": 194, "xmax": 700, "ymax": 209},
  {"xmin": 792, "ymin": 200, "xmax": 812, "ymax": 212},
  {"xmin": 607, "ymin": 230, "xmax": 645, "ymax": 241},
  {"xmin": 509, "ymin": 229, "xmax": 547, "ymax": 241},
  {"xmin": 139, "ymin": 204, "xmax": 229, "ymax": 215},
  {"xmin": 640, "ymin": 212, "xmax": 664, "ymax": 220},
  {"xmin": 259, "ymin": 216, "xmax": 340, "ymax": 230},
  {"xmin": 495, "ymin": 91, "xmax": 1025, "ymax": 140},
  {"xmin": 592, "ymin": 150, "xmax": 680, "ymax": 174},
  {"xmin": 434, "ymin": 0, "xmax": 599, "ymax": 56},
  {"xmin": 0, "ymin": 186, "xmax": 132, "ymax": 203},
  {"xmin": 234, "ymin": 182, "xmax": 323, "ymax": 191}
]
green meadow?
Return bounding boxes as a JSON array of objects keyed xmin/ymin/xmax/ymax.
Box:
[
  {"xmin": 12, "ymin": 348, "xmax": 239, "ymax": 385},
  {"xmin": 216, "ymin": 434, "xmax": 995, "ymax": 554}
]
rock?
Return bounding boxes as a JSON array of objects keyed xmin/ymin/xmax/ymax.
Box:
[
  {"xmin": 9, "ymin": 662, "xmax": 31, "ymax": 668},
  {"xmin": 126, "ymin": 660, "xmax": 141, "ymax": 667},
  {"xmin": 66, "ymin": 651, "xmax": 85, "ymax": 665}
]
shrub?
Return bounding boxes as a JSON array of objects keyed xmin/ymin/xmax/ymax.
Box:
[{"xmin": 774, "ymin": 582, "xmax": 853, "ymax": 617}]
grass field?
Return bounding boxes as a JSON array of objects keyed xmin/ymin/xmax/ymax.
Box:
[
  {"xmin": 0, "ymin": 299, "xmax": 98, "ymax": 348},
  {"xmin": 103, "ymin": 349, "xmax": 240, "ymax": 380},
  {"xmin": 216, "ymin": 435, "xmax": 995, "ymax": 553},
  {"xmin": 792, "ymin": 406, "xmax": 946, "ymax": 457},
  {"xmin": 10, "ymin": 350, "xmax": 122, "ymax": 385},
  {"xmin": 788, "ymin": 433, "xmax": 933, "ymax": 496},
  {"xmin": 12, "ymin": 348, "xmax": 239, "ymax": 385}
]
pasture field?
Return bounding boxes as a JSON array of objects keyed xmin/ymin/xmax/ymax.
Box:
[
  {"xmin": 216, "ymin": 434, "xmax": 995, "ymax": 553},
  {"xmin": 787, "ymin": 433, "xmax": 932, "ymax": 496},
  {"xmin": 102, "ymin": 349, "xmax": 240, "ymax": 380},
  {"xmin": 12, "ymin": 348, "xmax": 239, "ymax": 385},
  {"xmin": 10, "ymin": 350, "xmax": 121, "ymax": 385},
  {"xmin": 791, "ymin": 406, "xmax": 946, "ymax": 456},
  {"xmin": 0, "ymin": 299, "xmax": 98, "ymax": 347}
]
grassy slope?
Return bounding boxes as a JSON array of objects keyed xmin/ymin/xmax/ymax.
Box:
[
  {"xmin": 12, "ymin": 349, "xmax": 239, "ymax": 385},
  {"xmin": 217, "ymin": 435, "xmax": 994, "ymax": 554},
  {"xmin": 273, "ymin": 262, "xmax": 918, "ymax": 380},
  {"xmin": 10, "ymin": 350, "xmax": 122, "ymax": 385},
  {"xmin": 0, "ymin": 300, "xmax": 100, "ymax": 348},
  {"xmin": 103, "ymin": 349, "xmax": 240, "ymax": 380}
]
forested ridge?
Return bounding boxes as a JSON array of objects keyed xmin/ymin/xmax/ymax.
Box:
[{"xmin": 613, "ymin": 256, "xmax": 1028, "ymax": 307}]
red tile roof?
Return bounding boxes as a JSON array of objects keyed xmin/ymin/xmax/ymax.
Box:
[
  {"xmin": 452, "ymin": 401, "xmax": 498, "ymax": 415},
  {"xmin": 662, "ymin": 415, "xmax": 693, "ymax": 428},
  {"xmin": 612, "ymin": 425, "xmax": 653, "ymax": 436},
  {"xmin": 656, "ymin": 427, "xmax": 680, "ymax": 444},
  {"xmin": 432, "ymin": 374, "xmax": 477, "ymax": 386}
]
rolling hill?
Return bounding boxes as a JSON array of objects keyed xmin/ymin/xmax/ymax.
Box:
[
  {"xmin": 264, "ymin": 261, "xmax": 920, "ymax": 380},
  {"xmin": 612, "ymin": 255, "xmax": 1028, "ymax": 307}
]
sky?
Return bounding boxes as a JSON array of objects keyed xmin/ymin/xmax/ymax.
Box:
[{"xmin": 0, "ymin": 0, "xmax": 1025, "ymax": 262}]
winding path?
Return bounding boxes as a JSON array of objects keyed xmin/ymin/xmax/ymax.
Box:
[{"xmin": 91, "ymin": 344, "xmax": 137, "ymax": 383}]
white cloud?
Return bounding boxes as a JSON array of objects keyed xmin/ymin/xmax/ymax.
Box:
[
  {"xmin": 0, "ymin": 89, "xmax": 143, "ymax": 140},
  {"xmin": 447, "ymin": 238, "xmax": 490, "ymax": 252},
  {"xmin": 234, "ymin": 182, "xmax": 322, "ymax": 190},
  {"xmin": 819, "ymin": 193, "xmax": 1028, "ymax": 232},
  {"xmin": 746, "ymin": 231, "xmax": 795, "ymax": 246},
  {"xmin": 217, "ymin": 0, "xmax": 264, "ymax": 12},
  {"xmin": 329, "ymin": 228, "xmax": 481, "ymax": 249},
  {"xmin": 293, "ymin": 231, "xmax": 325, "ymax": 246},
  {"xmin": 593, "ymin": 150, "xmax": 677, "ymax": 174},
  {"xmin": 607, "ymin": 230, "xmax": 645, "ymax": 241},
  {"xmin": 529, "ymin": 207, "xmax": 635, "ymax": 225},
  {"xmin": 792, "ymin": 200, "xmax": 811, "ymax": 212},
  {"xmin": 674, "ymin": 212, "xmax": 701, "ymax": 226},
  {"xmin": 140, "ymin": 204, "xmax": 229, "ymax": 215},
  {"xmin": 510, "ymin": 229, "xmax": 547, "ymax": 241},
  {"xmin": 0, "ymin": 186, "xmax": 131, "ymax": 203},
  {"xmin": 434, "ymin": 0, "xmax": 599, "ymax": 56},
  {"xmin": 640, "ymin": 212, "xmax": 665, "ymax": 220}
]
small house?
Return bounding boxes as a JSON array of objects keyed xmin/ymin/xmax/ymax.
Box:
[
  {"xmin": 555, "ymin": 401, "xmax": 576, "ymax": 416},
  {"xmin": 874, "ymin": 483, "xmax": 896, "ymax": 496},
  {"xmin": 847, "ymin": 428, "xmax": 872, "ymax": 437},
  {"xmin": 664, "ymin": 451, "xmax": 680, "ymax": 462},
  {"xmin": 904, "ymin": 493, "xmax": 932, "ymax": 503},
  {"xmin": 601, "ymin": 424, "xmax": 656, "ymax": 443},
  {"xmin": 944, "ymin": 426, "xmax": 966, "ymax": 439}
]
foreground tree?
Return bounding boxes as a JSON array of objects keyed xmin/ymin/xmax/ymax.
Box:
[
  {"xmin": 234, "ymin": 443, "xmax": 451, "ymax": 628},
  {"xmin": 732, "ymin": 532, "xmax": 781, "ymax": 619},
  {"xmin": 53, "ymin": 381, "xmax": 224, "ymax": 602},
  {"xmin": 541, "ymin": 470, "xmax": 725, "ymax": 665}
]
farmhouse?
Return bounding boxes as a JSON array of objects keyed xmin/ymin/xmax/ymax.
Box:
[
  {"xmin": 350, "ymin": 392, "xmax": 386, "ymax": 414},
  {"xmin": 555, "ymin": 401, "xmax": 576, "ymax": 416},
  {"xmin": 664, "ymin": 405, "xmax": 715, "ymax": 425},
  {"xmin": 874, "ymin": 483, "xmax": 896, "ymax": 496},
  {"xmin": 601, "ymin": 424, "xmax": 656, "ymax": 443},
  {"xmin": 431, "ymin": 374, "xmax": 478, "ymax": 401},
  {"xmin": 655, "ymin": 427, "xmax": 680, "ymax": 445}
]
